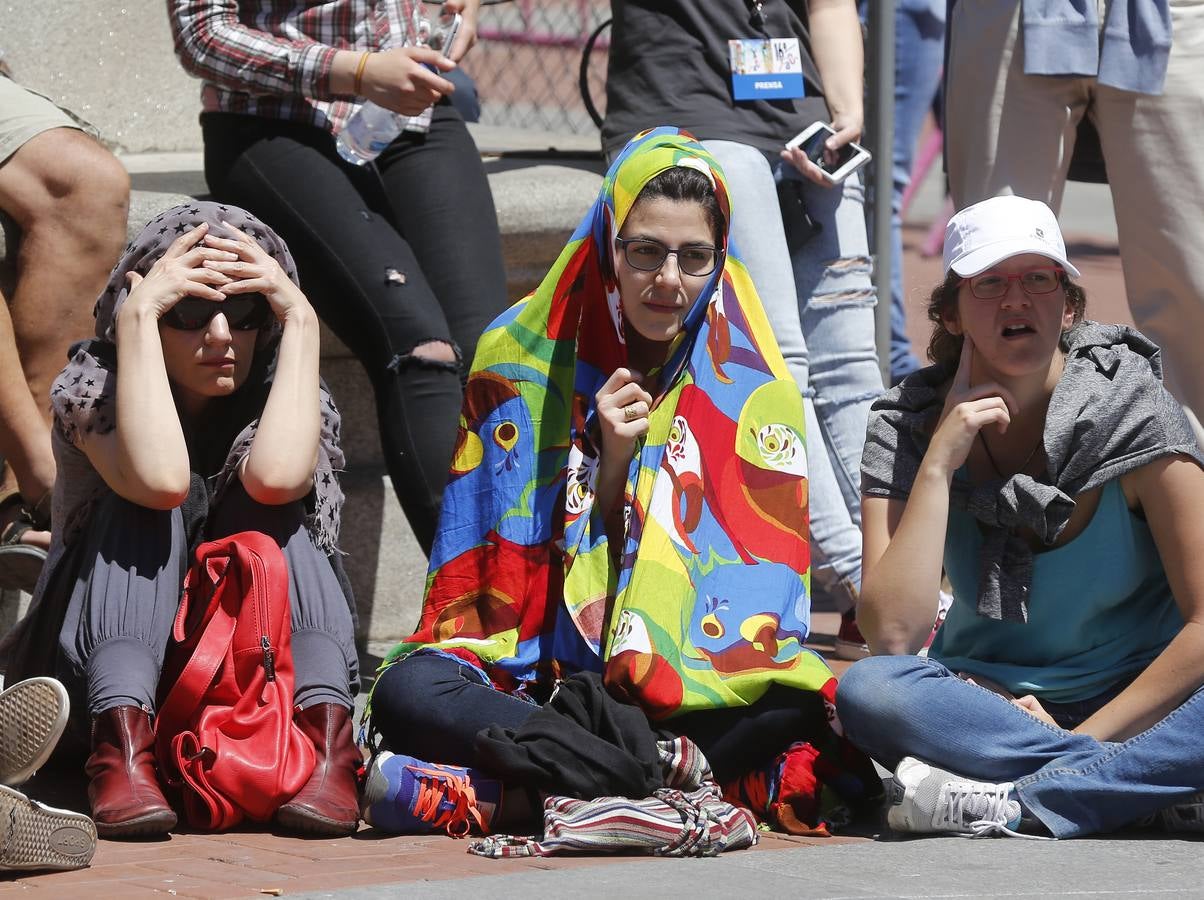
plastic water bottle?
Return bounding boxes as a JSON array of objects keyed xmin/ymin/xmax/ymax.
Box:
[
  {"xmin": 335, "ymin": 101, "xmax": 409, "ymax": 165},
  {"xmin": 335, "ymin": 9, "xmax": 459, "ymax": 164}
]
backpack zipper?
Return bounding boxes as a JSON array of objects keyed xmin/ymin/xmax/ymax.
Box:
[{"xmin": 249, "ymin": 551, "xmax": 277, "ymax": 682}]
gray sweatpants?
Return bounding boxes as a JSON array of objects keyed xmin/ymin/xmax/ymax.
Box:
[{"xmin": 57, "ymin": 484, "xmax": 358, "ymax": 717}]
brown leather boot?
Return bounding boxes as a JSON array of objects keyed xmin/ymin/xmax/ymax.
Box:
[
  {"xmin": 276, "ymin": 703, "xmax": 362, "ymax": 836},
  {"xmin": 86, "ymin": 706, "xmax": 177, "ymax": 838}
]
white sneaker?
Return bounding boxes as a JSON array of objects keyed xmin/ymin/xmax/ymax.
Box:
[
  {"xmin": 1159, "ymin": 792, "xmax": 1204, "ymax": 833},
  {"xmin": 0, "ymin": 784, "xmax": 95, "ymax": 872},
  {"xmin": 886, "ymin": 757, "xmax": 1039, "ymax": 838},
  {"xmin": 0, "ymin": 678, "xmax": 69, "ymax": 787}
]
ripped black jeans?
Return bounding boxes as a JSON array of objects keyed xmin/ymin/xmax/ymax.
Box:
[{"xmin": 202, "ymin": 106, "xmax": 510, "ymax": 553}]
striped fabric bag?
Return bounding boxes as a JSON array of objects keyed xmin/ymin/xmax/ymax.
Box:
[{"xmin": 467, "ymin": 738, "xmax": 758, "ymax": 859}]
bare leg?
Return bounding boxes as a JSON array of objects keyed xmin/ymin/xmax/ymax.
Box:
[
  {"xmin": 0, "ymin": 283, "xmax": 52, "ymax": 507},
  {"xmin": 0, "ymin": 127, "xmax": 128, "ymax": 527}
]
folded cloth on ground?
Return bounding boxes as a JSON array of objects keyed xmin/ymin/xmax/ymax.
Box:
[
  {"xmin": 473, "ymin": 671, "xmax": 669, "ymax": 799},
  {"xmin": 468, "ymin": 736, "xmax": 757, "ymax": 858}
]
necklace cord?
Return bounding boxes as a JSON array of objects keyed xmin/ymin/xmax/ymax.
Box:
[{"xmin": 978, "ymin": 430, "xmax": 1042, "ymax": 479}]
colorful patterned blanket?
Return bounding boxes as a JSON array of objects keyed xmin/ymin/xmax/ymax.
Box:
[{"xmin": 379, "ymin": 127, "xmax": 833, "ymax": 719}]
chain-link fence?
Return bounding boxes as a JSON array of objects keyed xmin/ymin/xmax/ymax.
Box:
[{"xmin": 458, "ymin": 0, "xmax": 611, "ymax": 135}]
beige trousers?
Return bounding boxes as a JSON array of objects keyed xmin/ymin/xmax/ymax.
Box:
[{"xmin": 946, "ymin": 0, "xmax": 1204, "ymax": 436}]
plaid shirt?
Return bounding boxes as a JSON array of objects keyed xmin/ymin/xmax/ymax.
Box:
[{"xmin": 170, "ymin": 0, "xmax": 419, "ymax": 134}]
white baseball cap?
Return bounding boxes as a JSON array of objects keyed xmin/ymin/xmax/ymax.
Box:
[{"xmin": 943, "ymin": 195, "xmax": 1080, "ymax": 279}]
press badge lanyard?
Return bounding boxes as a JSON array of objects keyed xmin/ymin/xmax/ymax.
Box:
[{"xmin": 728, "ymin": 0, "xmax": 805, "ymax": 101}]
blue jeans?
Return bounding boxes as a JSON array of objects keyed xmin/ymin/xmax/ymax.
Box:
[
  {"xmin": 884, "ymin": 0, "xmax": 945, "ymax": 383},
  {"xmin": 836, "ymin": 655, "xmax": 1204, "ymax": 838},
  {"xmin": 704, "ymin": 141, "xmax": 882, "ymax": 611}
]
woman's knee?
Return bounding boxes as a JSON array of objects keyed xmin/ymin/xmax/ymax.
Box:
[
  {"xmin": 836, "ymin": 654, "xmax": 934, "ymax": 734},
  {"xmin": 403, "ymin": 338, "xmax": 460, "ymax": 368},
  {"xmin": 371, "ymin": 654, "xmax": 461, "ymax": 733}
]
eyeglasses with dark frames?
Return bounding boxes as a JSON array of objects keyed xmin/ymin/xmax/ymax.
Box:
[
  {"xmin": 614, "ymin": 237, "xmax": 724, "ymax": 277},
  {"xmin": 962, "ymin": 265, "xmax": 1065, "ymax": 300}
]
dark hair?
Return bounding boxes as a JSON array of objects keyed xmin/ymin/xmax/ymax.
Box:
[
  {"xmin": 925, "ymin": 268, "xmax": 1088, "ymax": 367},
  {"xmin": 633, "ymin": 166, "xmax": 726, "ymax": 247}
]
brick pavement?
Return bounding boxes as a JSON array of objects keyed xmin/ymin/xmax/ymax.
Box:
[
  {"xmin": 3, "ymin": 614, "xmax": 858, "ymax": 898},
  {"xmin": 1, "ymin": 225, "xmax": 1125, "ymax": 898}
]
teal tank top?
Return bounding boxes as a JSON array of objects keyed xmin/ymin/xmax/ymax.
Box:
[{"xmin": 932, "ymin": 478, "xmax": 1182, "ymax": 703}]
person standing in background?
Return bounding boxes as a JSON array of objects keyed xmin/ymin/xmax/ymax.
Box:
[{"xmin": 944, "ymin": 0, "xmax": 1204, "ymax": 445}]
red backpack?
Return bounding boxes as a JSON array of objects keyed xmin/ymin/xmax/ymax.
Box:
[{"xmin": 154, "ymin": 532, "xmax": 315, "ymax": 831}]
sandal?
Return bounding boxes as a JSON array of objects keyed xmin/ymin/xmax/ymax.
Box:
[{"xmin": 0, "ymin": 494, "xmax": 49, "ymax": 594}]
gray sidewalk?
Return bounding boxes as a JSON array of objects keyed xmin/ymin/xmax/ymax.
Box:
[{"xmin": 298, "ymin": 834, "xmax": 1204, "ymax": 899}]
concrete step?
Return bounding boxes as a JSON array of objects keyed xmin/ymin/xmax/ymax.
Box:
[{"xmin": 338, "ymin": 472, "xmax": 428, "ymax": 645}]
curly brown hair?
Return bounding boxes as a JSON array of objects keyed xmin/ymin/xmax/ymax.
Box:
[{"xmin": 925, "ymin": 269, "xmax": 1089, "ymax": 367}]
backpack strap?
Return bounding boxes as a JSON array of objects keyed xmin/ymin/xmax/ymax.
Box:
[{"xmin": 155, "ymin": 586, "xmax": 238, "ymax": 746}]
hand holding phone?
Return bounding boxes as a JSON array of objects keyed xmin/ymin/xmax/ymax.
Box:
[
  {"xmin": 426, "ymin": 12, "xmax": 462, "ymax": 60},
  {"xmin": 783, "ymin": 122, "xmax": 871, "ymax": 186}
]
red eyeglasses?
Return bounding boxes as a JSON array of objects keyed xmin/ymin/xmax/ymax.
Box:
[{"xmin": 962, "ymin": 266, "xmax": 1064, "ymax": 300}]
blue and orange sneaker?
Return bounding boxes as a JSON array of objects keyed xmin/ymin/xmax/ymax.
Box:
[{"xmin": 360, "ymin": 751, "xmax": 500, "ymax": 837}]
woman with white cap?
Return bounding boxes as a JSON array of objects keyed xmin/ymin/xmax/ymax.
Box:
[{"xmin": 834, "ymin": 195, "xmax": 1204, "ymax": 839}]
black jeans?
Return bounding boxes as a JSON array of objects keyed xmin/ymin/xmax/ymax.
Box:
[
  {"xmin": 370, "ymin": 653, "xmax": 829, "ymax": 783},
  {"xmin": 201, "ymin": 105, "xmax": 510, "ymax": 553}
]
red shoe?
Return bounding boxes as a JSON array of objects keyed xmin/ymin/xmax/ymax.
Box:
[
  {"xmin": 834, "ymin": 610, "xmax": 870, "ymax": 661},
  {"xmin": 86, "ymin": 706, "xmax": 177, "ymax": 838}
]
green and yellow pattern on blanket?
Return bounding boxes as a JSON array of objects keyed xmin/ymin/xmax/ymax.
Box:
[{"xmin": 383, "ymin": 127, "xmax": 833, "ymax": 718}]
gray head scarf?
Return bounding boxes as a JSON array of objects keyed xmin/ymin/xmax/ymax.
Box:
[
  {"xmin": 52, "ymin": 201, "xmax": 345, "ymax": 552},
  {"xmin": 92, "ymin": 202, "xmax": 294, "ymax": 345},
  {"xmin": 862, "ymin": 322, "xmax": 1204, "ymax": 623}
]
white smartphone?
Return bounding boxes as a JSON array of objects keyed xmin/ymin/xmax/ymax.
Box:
[
  {"xmin": 785, "ymin": 122, "xmax": 871, "ymax": 184},
  {"xmin": 427, "ymin": 11, "xmax": 462, "ymax": 58}
]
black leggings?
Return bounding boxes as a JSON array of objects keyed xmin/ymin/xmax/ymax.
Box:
[
  {"xmin": 201, "ymin": 105, "xmax": 510, "ymax": 553},
  {"xmin": 370, "ymin": 653, "xmax": 829, "ymax": 783}
]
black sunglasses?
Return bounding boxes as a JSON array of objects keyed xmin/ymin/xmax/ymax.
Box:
[{"xmin": 160, "ymin": 295, "xmax": 274, "ymax": 331}]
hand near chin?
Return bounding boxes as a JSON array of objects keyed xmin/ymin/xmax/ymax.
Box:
[
  {"xmin": 924, "ymin": 335, "xmax": 1019, "ymax": 478},
  {"xmin": 121, "ymin": 222, "xmax": 235, "ymax": 322},
  {"xmin": 200, "ymin": 224, "xmax": 315, "ymax": 325},
  {"xmin": 596, "ymin": 367, "xmax": 654, "ymax": 455}
]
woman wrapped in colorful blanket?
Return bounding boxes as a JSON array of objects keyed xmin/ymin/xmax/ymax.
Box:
[{"xmin": 360, "ymin": 128, "xmax": 878, "ymax": 838}]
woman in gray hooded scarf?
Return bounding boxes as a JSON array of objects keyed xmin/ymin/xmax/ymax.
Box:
[{"xmin": 4, "ymin": 202, "xmax": 361, "ymax": 839}]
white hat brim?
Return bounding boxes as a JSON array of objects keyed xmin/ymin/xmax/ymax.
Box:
[{"xmin": 949, "ymin": 238, "xmax": 1081, "ymax": 280}]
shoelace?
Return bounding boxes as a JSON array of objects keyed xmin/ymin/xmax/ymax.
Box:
[
  {"xmin": 410, "ymin": 766, "xmax": 488, "ymax": 838},
  {"xmin": 938, "ymin": 780, "xmax": 1051, "ymax": 840}
]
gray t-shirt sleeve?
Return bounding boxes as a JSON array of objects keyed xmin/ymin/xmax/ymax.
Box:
[{"xmin": 860, "ymin": 394, "xmax": 928, "ymax": 502}]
